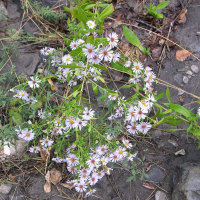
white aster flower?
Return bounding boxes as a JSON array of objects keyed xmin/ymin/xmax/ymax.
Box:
[
  {"xmin": 62, "ymin": 54, "xmax": 73, "ymax": 65},
  {"xmin": 20, "ymin": 128, "xmax": 35, "ymax": 141},
  {"xmin": 75, "ymin": 181, "xmax": 87, "ymax": 192},
  {"xmin": 78, "ymin": 39, "xmax": 85, "ymax": 45},
  {"xmin": 82, "ymin": 43, "xmax": 95, "ymax": 59},
  {"xmin": 122, "ymin": 139, "xmax": 132, "ymax": 149},
  {"xmin": 28, "ymin": 76, "xmax": 41, "ymax": 89},
  {"xmin": 29, "ymin": 146, "xmax": 40, "ymax": 153},
  {"xmin": 136, "ymin": 122, "xmax": 151, "ymax": 134},
  {"xmin": 107, "ymin": 32, "xmax": 119, "ymax": 48},
  {"xmin": 127, "ymin": 122, "xmax": 138, "ymax": 135},
  {"xmin": 112, "ymin": 52, "xmax": 120, "ymax": 63},
  {"xmin": 18, "ymin": 90, "xmax": 28, "ymax": 100},
  {"xmin": 70, "ymin": 41, "xmax": 78, "ymax": 50},
  {"xmin": 40, "ymin": 136, "xmax": 54, "ymax": 147},
  {"xmin": 82, "ymin": 107, "xmax": 95, "ymax": 120},
  {"xmin": 85, "ymin": 189, "xmax": 97, "ymax": 198},
  {"xmin": 124, "ymin": 61, "xmax": 131, "ymax": 68},
  {"xmin": 99, "ymin": 45, "xmax": 113, "ymax": 62},
  {"xmin": 86, "ymin": 20, "xmax": 95, "ymax": 29},
  {"xmin": 66, "ymin": 153, "xmax": 79, "ymax": 166},
  {"xmin": 132, "ymin": 61, "xmax": 144, "ymax": 74}
]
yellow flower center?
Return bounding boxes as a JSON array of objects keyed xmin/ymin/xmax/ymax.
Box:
[
  {"xmin": 21, "ymin": 93, "xmax": 25, "ymax": 96},
  {"xmin": 66, "ymin": 57, "xmax": 70, "ymax": 61},
  {"xmin": 119, "ymin": 150, "xmax": 123, "ymax": 154},
  {"xmin": 70, "ymin": 120, "xmax": 74, "ymax": 124},
  {"xmin": 26, "ymin": 133, "xmax": 30, "ymax": 137},
  {"xmin": 89, "ymin": 22, "xmax": 92, "ymax": 26},
  {"xmin": 72, "ymin": 143, "xmax": 76, "ymax": 146},
  {"xmin": 149, "ymin": 75, "xmax": 153, "ymax": 79},
  {"xmin": 57, "ymin": 120, "xmax": 60, "ymax": 124},
  {"xmin": 136, "ymin": 66, "xmax": 139, "ymax": 70},
  {"xmin": 125, "ymin": 142, "xmax": 129, "ymax": 145},
  {"xmin": 102, "ymin": 159, "xmax": 105, "ymax": 162},
  {"xmin": 146, "ymin": 70, "xmax": 149, "ymax": 73}
]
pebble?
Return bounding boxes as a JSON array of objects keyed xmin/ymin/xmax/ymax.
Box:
[
  {"xmin": 168, "ymin": 139, "xmax": 178, "ymax": 147},
  {"xmin": 155, "ymin": 191, "xmax": 168, "ymax": 200},
  {"xmin": 177, "ymin": 68, "xmax": 187, "ymax": 72},
  {"xmin": 186, "ymin": 70, "xmax": 193, "ymax": 76},
  {"xmin": 178, "ymin": 90, "xmax": 184, "ymax": 95},
  {"xmin": 174, "ymin": 74, "xmax": 183, "ymax": 85},
  {"xmin": 183, "ymin": 76, "xmax": 189, "ymax": 84},
  {"xmin": 0, "ymin": 184, "xmax": 12, "ymax": 194},
  {"xmin": 191, "ymin": 65, "xmax": 199, "ymax": 73},
  {"xmin": 148, "ymin": 166, "xmax": 165, "ymax": 182}
]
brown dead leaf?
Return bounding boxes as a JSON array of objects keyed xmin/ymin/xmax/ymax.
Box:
[
  {"xmin": 8, "ymin": 174, "xmax": 16, "ymax": 182},
  {"xmin": 176, "ymin": 49, "xmax": 193, "ymax": 62},
  {"xmin": 142, "ymin": 182, "xmax": 155, "ymax": 190},
  {"xmin": 49, "ymin": 168, "xmax": 62, "ymax": 185},
  {"xmin": 40, "ymin": 147, "xmax": 48, "ymax": 161},
  {"xmin": 176, "ymin": 11, "xmax": 187, "ymax": 24},
  {"xmin": 44, "ymin": 170, "xmax": 51, "ymax": 193},
  {"xmin": 60, "ymin": 183, "xmax": 74, "ymax": 190},
  {"xmin": 151, "ymin": 46, "xmax": 162, "ymax": 61},
  {"xmin": 179, "ymin": 95, "xmax": 184, "ymax": 102}
]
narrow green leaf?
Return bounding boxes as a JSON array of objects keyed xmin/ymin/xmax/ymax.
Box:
[
  {"xmin": 165, "ymin": 119, "xmax": 184, "ymax": 126},
  {"xmin": 69, "ymin": 47, "xmax": 82, "ymax": 56},
  {"xmin": 166, "ymin": 87, "xmax": 171, "ymax": 103},
  {"xmin": 97, "ymin": 93, "xmax": 109, "ymax": 101},
  {"xmin": 159, "ymin": 109, "xmax": 172, "ymax": 117},
  {"xmin": 169, "ymin": 104, "xmax": 192, "ymax": 118},
  {"xmin": 73, "ymin": 83, "xmax": 82, "ymax": 92},
  {"xmin": 154, "ymin": 1, "xmax": 170, "ymax": 10},
  {"xmin": 150, "ymin": 10, "xmax": 163, "ymax": 18},
  {"xmin": 86, "ymin": 35, "xmax": 94, "ymax": 44},
  {"xmin": 67, "ymin": 73, "xmax": 71, "ymax": 82},
  {"xmin": 77, "ymin": 5, "xmax": 88, "ymax": 25},
  {"xmin": 191, "ymin": 129, "xmax": 200, "ymax": 135},
  {"xmin": 92, "ymin": 82, "xmax": 98, "ymax": 95},
  {"xmin": 155, "ymin": 92, "xmax": 164, "ymax": 100},
  {"xmin": 32, "ymin": 100, "xmax": 42, "ymax": 109},
  {"xmin": 63, "ymin": 6, "xmax": 71, "ymax": 13},
  {"xmin": 99, "ymin": 4, "xmax": 114, "ymax": 20},
  {"xmin": 111, "ymin": 61, "xmax": 130, "ymax": 73},
  {"xmin": 122, "ymin": 25, "xmax": 145, "ymax": 52},
  {"xmin": 97, "ymin": 76, "xmax": 105, "ymax": 83},
  {"xmin": 12, "ymin": 112, "xmax": 22, "ymax": 125},
  {"xmin": 63, "ymin": 38, "xmax": 71, "ymax": 46},
  {"xmin": 121, "ymin": 84, "xmax": 134, "ymax": 89},
  {"xmin": 58, "ymin": 65, "xmax": 85, "ymax": 69},
  {"xmin": 166, "ymin": 129, "xmax": 187, "ymax": 132},
  {"xmin": 94, "ymin": 64, "xmax": 109, "ymax": 72},
  {"xmin": 126, "ymin": 176, "xmax": 134, "ymax": 182}
]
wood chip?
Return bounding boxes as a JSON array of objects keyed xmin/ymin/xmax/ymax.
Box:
[
  {"xmin": 142, "ymin": 182, "xmax": 155, "ymax": 190},
  {"xmin": 176, "ymin": 49, "xmax": 193, "ymax": 62}
]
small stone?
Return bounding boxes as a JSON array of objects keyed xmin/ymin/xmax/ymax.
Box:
[
  {"xmin": 177, "ymin": 68, "xmax": 187, "ymax": 72},
  {"xmin": 155, "ymin": 191, "xmax": 168, "ymax": 200},
  {"xmin": 175, "ymin": 149, "xmax": 186, "ymax": 156},
  {"xmin": 38, "ymin": 68, "xmax": 43, "ymax": 73},
  {"xmin": 148, "ymin": 166, "xmax": 165, "ymax": 182},
  {"xmin": 183, "ymin": 76, "xmax": 189, "ymax": 84},
  {"xmin": 174, "ymin": 74, "xmax": 183, "ymax": 85},
  {"xmin": 168, "ymin": 139, "xmax": 178, "ymax": 147},
  {"xmin": 191, "ymin": 65, "xmax": 199, "ymax": 73},
  {"xmin": 178, "ymin": 90, "xmax": 184, "ymax": 95},
  {"xmin": 186, "ymin": 70, "xmax": 193, "ymax": 75},
  {"xmin": 197, "ymin": 32, "xmax": 200, "ymax": 36},
  {"xmin": 188, "ymin": 75, "xmax": 191, "ymax": 79},
  {"xmin": 0, "ymin": 184, "xmax": 12, "ymax": 194}
]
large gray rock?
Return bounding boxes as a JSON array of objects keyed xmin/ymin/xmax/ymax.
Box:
[
  {"xmin": 0, "ymin": 183, "xmax": 12, "ymax": 194},
  {"xmin": 172, "ymin": 163, "xmax": 200, "ymax": 200}
]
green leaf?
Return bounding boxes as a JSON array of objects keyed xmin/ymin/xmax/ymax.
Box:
[
  {"xmin": 166, "ymin": 87, "xmax": 171, "ymax": 103},
  {"xmin": 165, "ymin": 119, "xmax": 184, "ymax": 126},
  {"xmin": 75, "ymin": 69, "xmax": 79, "ymax": 76},
  {"xmin": 73, "ymin": 83, "xmax": 82, "ymax": 92},
  {"xmin": 97, "ymin": 92, "xmax": 109, "ymax": 101},
  {"xmin": 154, "ymin": 1, "xmax": 170, "ymax": 10},
  {"xmin": 121, "ymin": 84, "xmax": 134, "ymax": 89},
  {"xmin": 69, "ymin": 47, "xmax": 83, "ymax": 56},
  {"xmin": 155, "ymin": 92, "xmax": 164, "ymax": 100},
  {"xmin": 126, "ymin": 176, "xmax": 134, "ymax": 182},
  {"xmin": 58, "ymin": 65, "xmax": 85, "ymax": 69},
  {"xmin": 32, "ymin": 100, "xmax": 42, "ymax": 109},
  {"xmin": 99, "ymin": 4, "xmax": 114, "ymax": 20},
  {"xmin": 12, "ymin": 112, "xmax": 22, "ymax": 125},
  {"xmin": 63, "ymin": 37, "xmax": 71, "ymax": 46},
  {"xmin": 67, "ymin": 73, "xmax": 71, "ymax": 82},
  {"xmin": 83, "ymin": 4, "xmax": 96, "ymax": 10},
  {"xmin": 92, "ymin": 82, "xmax": 98, "ymax": 95},
  {"xmin": 169, "ymin": 104, "xmax": 192, "ymax": 118},
  {"xmin": 150, "ymin": 10, "xmax": 163, "ymax": 18},
  {"xmin": 122, "ymin": 25, "xmax": 145, "ymax": 53},
  {"xmin": 144, "ymin": 174, "xmax": 149, "ymax": 178},
  {"xmin": 191, "ymin": 129, "xmax": 200, "ymax": 135},
  {"xmin": 111, "ymin": 61, "xmax": 130, "ymax": 73},
  {"xmin": 97, "ymin": 76, "xmax": 105, "ymax": 83},
  {"xmin": 132, "ymin": 169, "xmax": 136, "ymax": 176},
  {"xmin": 63, "ymin": 6, "xmax": 71, "ymax": 14},
  {"xmin": 159, "ymin": 109, "xmax": 172, "ymax": 117},
  {"xmin": 166, "ymin": 128, "xmax": 187, "ymax": 132},
  {"xmin": 94, "ymin": 64, "xmax": 109, "ymax": 72},
  {"xmin": 77, "ymin": 5, "xmax": 88, "ymax": 25},
  {"xmin": 86, "ymin": 35, "xmax": 94, "ymax": 44}
]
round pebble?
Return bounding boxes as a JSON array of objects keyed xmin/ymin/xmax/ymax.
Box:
[
  {"xmin": 183, "ymin": 76, "xmax": 189, "ymax": 84},
  {"xmin": 191, "ymin": 65, "xmax": 199, "ymax": 73}
]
